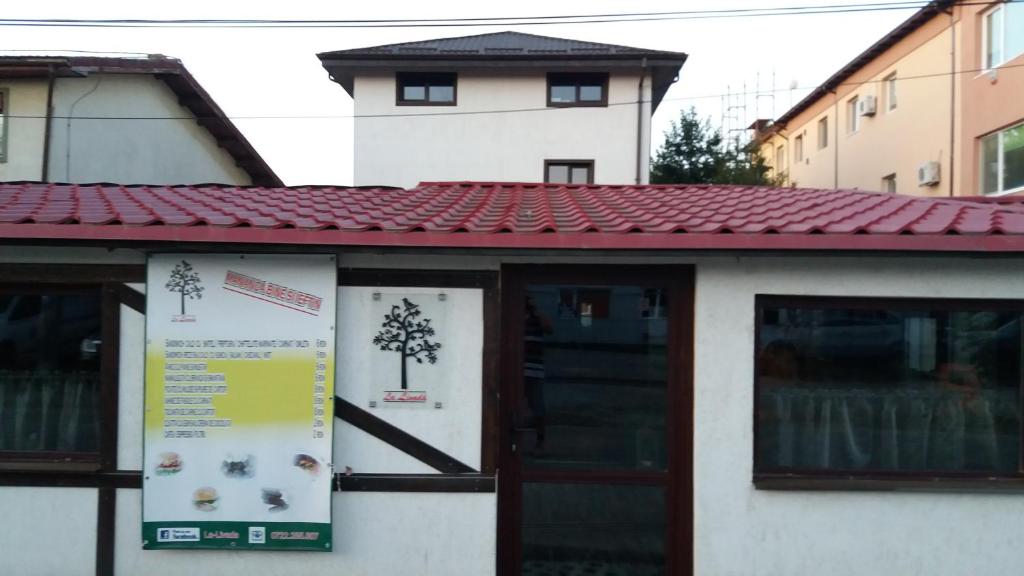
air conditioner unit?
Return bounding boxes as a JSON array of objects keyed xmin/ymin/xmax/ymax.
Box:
[
  {"xmin": 918, "ymin": 161, "xmax": 941, "ymax": 187},
  {"xmin": 857, "ymin": 95, "xmax": 877, "ymax": 117}
]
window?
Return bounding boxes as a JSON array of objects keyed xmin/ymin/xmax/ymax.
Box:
[
  {"xmin": 545, "ymin": 160, "xmax": 593, "ymax": 184},
  {"xmin": 981, "ymin": 121, "xmax": 1024, "ymax": 195},
  {"xmin": 847, "ymin": 96, "xmax": 860, "ymax": 134},
  {"xmin": 756, "ymin": 296, "xmax": 1024, "ymax": 482},
  {"xmin": 775, "ymin": 145, "xmax": 785, "ymax": 176},
  {"xmin": 547, "ymin": 73, "xmax": 608, "ymax": 107},
  {"xmin": 396, "ymin": 73, "xmax": 456, "ymax": 105},
  {"xmin": 0, "ymin": 88, "xmax": 7, "ymax": 163},
  {"xmin": 884, "ymin": 72, "xmax": 897, "ymax": 111},
  {"xmin": 818, "ymin": 117, "xmax": 828, "ymax": 149},
  {"xmin": 794, "ymin": 135, "xmax": 804, "ymax": 163},
  {"xmin": 984, "ymin": 2, "xmax": 1024, "ymax": 69},
  {"xmin": 882, "ymin": 173, "xmax": 896, "ymax": 193},
  {"xmin": 0, "ymin": 287, "xmax": 102, "ymax": 460}
]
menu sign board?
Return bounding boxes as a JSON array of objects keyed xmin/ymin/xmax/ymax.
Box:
[{"xmin": 143, "ymin": 254, "xmax": 336, "ymax": 551}]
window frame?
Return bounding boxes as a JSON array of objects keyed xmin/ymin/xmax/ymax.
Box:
[
  {"xmin": 0, "ymin": 87, "xmax": 8, "ymax": 164},
  {"xmin": 794, "ymin": 134, "xmax": 804, "ymax": 163},
  {"xmin": 754, "ymin": 294, "xmax": 1024, "ymax": 491},
  {"xmin": 882, "ymin": 173, "xmax": 896, "ymax": 193},
  {"xmin": 544, "ymin": 159, "xmax": 595, "ymax": 184},
  {"xmin": 982, "ymin": 2, "xmax": 1022, "ymax": 70},
  {"xmin": 884, "ymin": 72, "xmax": 897, "ymax": 112},
  {"xmin": 980, "ymin": 120, "xmax": 1024, "ymax": 196},
  {"xmin": 546, "ymin": 73, "xmax": 609, "ymax": 108},
  {"xmin": 847, "ymin": 96, "xmax": 860, "ymax": 134},
  {"xmin": 396, "ymin": 72, "xmax": 458, "ymax": 106},
  {"xmin": 0, "ymin": 265, "xmax": 142, "ymax": 473},
  {"xmin": 817, "ymin": 117, "xmax": 829, "ymax": 150}
]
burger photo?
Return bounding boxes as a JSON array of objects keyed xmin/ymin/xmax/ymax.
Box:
[{"xmin": 192, "ymin": 487, "xmax": 219, "ymax": 511}]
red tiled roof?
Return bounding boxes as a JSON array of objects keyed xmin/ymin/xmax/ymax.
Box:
[{"xmin": 2, "ymin": 181, "xmax": 1024, "ymax": 252}]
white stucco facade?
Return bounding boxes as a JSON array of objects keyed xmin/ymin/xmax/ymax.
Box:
[
  {"xmin": 353, "ymin": 71, "xmax": 652, "ymax": 188},
  {"xmin": 4, "ymin": 247, "xmax": 1024, "ymax": 575},
  {"xmin": 0, "ymin": 74, "xmax": 253, "ymax": 185}
]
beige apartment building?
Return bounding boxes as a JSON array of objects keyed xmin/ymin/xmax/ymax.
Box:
[{"xmin": 756, "ymin": 0, "xmax": 1023, "ymax": 197}]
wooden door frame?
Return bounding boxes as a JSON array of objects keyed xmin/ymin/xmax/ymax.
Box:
[{"xmin": 497, "ymin": 264, "xmax": 694, "ymax": 576}]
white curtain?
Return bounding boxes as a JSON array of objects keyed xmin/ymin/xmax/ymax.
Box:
[
  {"xmin": 760, "ymin": 385, "xmax": 1019, "ymax": 471},
  {"xmin": 0, "ymin": 370, "xmax": 99, "ymax": 452}
]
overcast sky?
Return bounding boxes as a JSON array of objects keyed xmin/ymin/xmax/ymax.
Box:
[{"xmin": 1, "ymin": 0, "xmax": 915, "ymax": 185}]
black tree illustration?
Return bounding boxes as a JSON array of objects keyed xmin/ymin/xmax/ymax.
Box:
[
  {"xmin": 372, "ymin": 298, "xmax": 441, "ymax": 390},
  {"xmin": 165, "ymin": 260, "xmax": 204, "ymax": 315}
]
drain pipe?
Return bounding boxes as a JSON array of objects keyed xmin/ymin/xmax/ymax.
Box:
[
  {"xmin": 635, "ymin": 57, "xmax": 647, "ymax": 185},
  {"xmin": 948, "ymin": 7, "xmax": 956, "ymax": 197},
  {"xmin": 40, "ymin": 64, "xmax": 55, "ymax": 182}
]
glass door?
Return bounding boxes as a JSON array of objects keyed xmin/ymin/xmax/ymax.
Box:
[{"xmin": 500, "ymin": 267, "xmax": 692, "ymax": 576}]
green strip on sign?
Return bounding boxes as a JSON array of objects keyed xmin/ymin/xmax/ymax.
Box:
[{"xmin": 143, "ymin": 521, "xmax": 331, "ymax": 551}]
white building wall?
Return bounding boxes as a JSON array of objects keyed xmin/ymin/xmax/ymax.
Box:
[
  {"xmin": 0, "ymin": 79, "xmax": 49, "ymax": 181},
  {"xmin": 694, "ymin": 256, "xmax": 1024, "ymax": 576},
  {"xmin": 0, "ymin": 487, "xmax": 97, "ymax": 576},
  {"xmin": 8, "ymin": 247, "xmax": 1024, "ymax": 575},
  {"xmin": 46, "ymin": 75, "xmax": 252, "ymax": 185},
  {"xmin": 353, "ymin": 71, "xmax": 652, "ymax": 188}
]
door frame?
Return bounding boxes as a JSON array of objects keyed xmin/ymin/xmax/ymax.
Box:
[{"xmin": 496, "ymin": 264, "xmax": 694, "ymax": 576}]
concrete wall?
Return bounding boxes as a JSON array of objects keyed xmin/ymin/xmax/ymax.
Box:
[
  {"xmin": 958, "ymin": 3, "xmax": 1024, "ymax": 196},
  {"xmin": 46, "ymin": 75, "xmax": 252, "ymax": 185},
  {"xmin": 764, "ymin": 15, "xmax": 955, "ymax": 196},
  {"xmin": 7, "ymin": 247, "xmax": 1024, "ymax": 575},
  {"xmin": 353, "ymin": 70, "xmax": 651, "ymax": 187},
  {"xmin": 694, "ymin": 255, "xmax": 1024, "ymax": 576},
  {"xmin": 0, "ymin": 74, "xmax": 252, "ymax": 185},
  {"xmin": 0, "ymin": 79, "xmax": 49, "ymax": 181}
]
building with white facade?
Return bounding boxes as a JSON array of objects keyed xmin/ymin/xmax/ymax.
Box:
[
  {"xmin": 0, "ymin": 55, "xmax": 281, "ymax": 186},
  {"xmin": 318, "ymin": 32, "xmax": 687, "ymax": 188}
]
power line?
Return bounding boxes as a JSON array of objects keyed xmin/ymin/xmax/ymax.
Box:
[
  {"xmin": 0, "ymin": 1, "xmax": 1012, "ymax": 29},
  {"xmin": 5, "ymin": 61, "xmax": 1022, "ymax": 121}
]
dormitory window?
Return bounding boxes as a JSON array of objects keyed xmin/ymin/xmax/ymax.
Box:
[
  {"xmin": 984, "ymin": 2, "xmax": 1024, "ymax": 69},
  {"xmin": 547, "ymin": 73, "xmax": 608, "ymax": 107},
  {"xmin": 884, "ymin": 72, "xmax": 897, "ymax": 111},
  {"xmin": 0, "ymin": 88, "xmax": 7, "ymax": 163},
  {"xmin": 396, "ymin": 73, "xmax": 456, "ymax": 105},
  {"xmin": 981, "ymin": 121, "xmax": 1024, "ymax": 195},
  {"xmin": 756, "ymin": 296, "xmax": 1024, "ymax": 478},
  {"xmin": 818, "ymin": 117, "xmax": 828, "ymax": 149},
  {"xmin": 0, "ymin": 288, "xmax": 104, "ymax": 461},
  {"xmin": 545, "ymin": 161, "xmax": 593, "ymax": 184},
  {"xmin": 847, "ymin": 96, "xmax": 860, "ymax": 134}
]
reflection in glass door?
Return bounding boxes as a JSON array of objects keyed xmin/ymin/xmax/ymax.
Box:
[{"xmin": 502, "ymin": 270, "xmax": 690, "ymax": 576}]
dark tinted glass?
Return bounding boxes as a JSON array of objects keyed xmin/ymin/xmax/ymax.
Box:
[
  {"xmin": 521, "ymin": 483, "xmax": 665, "ymax": 575},
  {"xmin": 757, "ymin": 302, "xmax": 1022, "ymax": 473},
  {"xmin": 0, "ymin": 292, "xmax": 101, "ymax": 452},
  {"xmin": 428, "ymin": 85, "xmax": 454, "ymax": 103},
  {"xmin": 579, "ymin": 84, "xmax": 603, "ymax": 102},
  {"xmin": 549, "ymin": 84, "xmax": 576, "ymax": 103},
  {"xmin": 402, "ymin": 85, "xmax": 426, "ymax": 101},
  {"xmin": 520, "ymin": 286, "xmax": 668, "ymax": 471}
]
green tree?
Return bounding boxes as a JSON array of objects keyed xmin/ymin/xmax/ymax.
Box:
[{"xmin": 651, "ymin": 107, "xmax": 777, "ymax": 186}]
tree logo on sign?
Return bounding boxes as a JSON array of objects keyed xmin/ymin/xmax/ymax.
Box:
[
  {"xmin": 166, "ymin": 260, "xmax": 204, "ymax": 315},
  {"xmin": 372, "ymin": 298, "xmax": 441, "ymax": 390}
]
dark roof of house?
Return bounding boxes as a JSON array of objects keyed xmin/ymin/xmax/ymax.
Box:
[
  {"xmin": 2, "ymin": 181, "xmax": 1023, "ymax": 252},
  {"xmin": 0, "ymin": 55, "xmax": 283, "ymax": 187},
  {"xmin": 318, "ymin": 31, "xmax": 687, "ymax": 109},
  {"xmin": 773, "ymin": 0, "xmax": 953, "ymax": 128}
]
